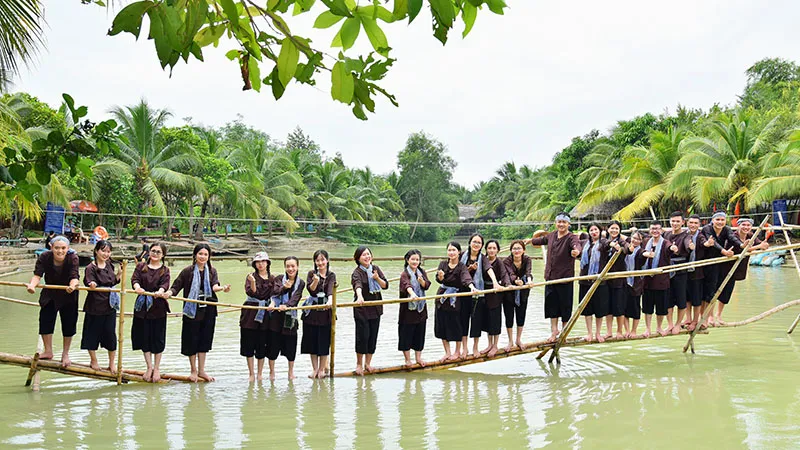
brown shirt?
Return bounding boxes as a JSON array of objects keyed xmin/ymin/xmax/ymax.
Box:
[
  {"xmin": 529, "ymin": 231, "xmax": 581, "ymax": 281},
  {"xmin": 83, "ymin": 261, "xmax": 119, "ymax": 316},
  {"xmin": 435, "ymin": 261, "xmax": 473, "ymax": 312},
  {"xmin": 267, "ymin": 275, "xmax": 306, "ymax": 335},
  {"xmin": 169, "ymin": 264, "xmax": 220, "ymax": 321},
  {"xmin": 578, "ymin": 238, "xmax": 610, "ymax": 286},
  {"xmin": 34, "ymin": 251, "xmax": 80, "ymax": 309},
  {"xmin": 351, "ymin": 265, "xmax": 388, "ymax": 321},
  {"xmin": 503, "ymin": 255, "xmax": 533, "ymax": 303},
  {"xmin": 723, "ymin": 232, "xmax": 761, "ymax": 281},
  {"xmin": 685, "ymin": 230, "xmax": 707, "ymax": 280},
  {"xmin": 606, "ymin": 235, "xmax": 629, "ymax": 288},
  {"xmin": 485, "ymin": 256, "xmax": 509, "ymax": 309},
  {"xmin": 304, "ymin": 270, "xmax": 336, "ymax": 326},
  {"xmin": 130, "ymin": 262, "xmax": 171, "ymax": 319},
  {"xmin": 701, "ymin": 224, "xmax": 743, "ymax": 258},
  {"xmin": 240, "ymin": 271, "xmax": 274, "ymax": 330},
  {"xmin": 642, "ymin": 237, "xmax": 672, "ymax": 291},
  {"xmin": 622, "ymin": 246, "xmax": 648, "ymax": 297},
  {"xmin": 398, "ymin": 268, "xmax": 431, "ymax": 324}
]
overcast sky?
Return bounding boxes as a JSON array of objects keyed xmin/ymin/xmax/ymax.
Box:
[{"xmin": 13, "ymin": 0, "xmax": 800, "ymax": 187}]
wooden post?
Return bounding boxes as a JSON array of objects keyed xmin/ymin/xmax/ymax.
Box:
[
  {"xmin": 116, "ymin": 261, "xmax": 127, "ymax": 385},
  {"xmin": 683, "ymin": 215, "xmax": 769, "ymax": 352},
  {"xmin": 778, "ymin": 212, "xmax": 800, "ymax": 334},
  {"xmin": 329, "ymin": 283, "xmax": 338, "ymax": 378},
  {"xmin": 25, "ymin": 352, "xmax": 40, "ymax": 387},
  {"xmin": 539, "ymin": 250, "xmax": 622, "ymax": 364}
]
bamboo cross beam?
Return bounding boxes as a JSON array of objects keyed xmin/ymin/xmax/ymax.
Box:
[
  {"xmin": 778, "ymin": 212, "xmax": 800, "ymax": 334},
  {"xmin": 329, "ymin": 283, "xmax": 338, "ymax": 378},
  {"xmin": 683, "ymin": 215, "xmax": 770, "ymax": 353},
  {"xmin": 116, "ymin": 261, "xmax": 127, "ymax": 385},
  {"xmin": 543, "ymin": 250, "xmax": 622, "ymax": 364}
]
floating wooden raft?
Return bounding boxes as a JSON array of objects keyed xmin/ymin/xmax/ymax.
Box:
[
  {"xmin": 333, "ymin": 329, "xmax": 710, "ymax": 377},
  {"xmin": 0, "ymin": 352, "xmax": 202, "ymax": 385}
]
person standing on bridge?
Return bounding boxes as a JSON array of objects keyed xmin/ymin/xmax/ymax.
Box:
[
  {"xmin": 663, "ymin": 211, "xmax": 690, "ymax": 335},
  {"xmin": 700, "ymin": 211, "xmax": 743, "ymax": 328},
  {"xmin": 352, "ymin": 246, "xmax": 388, "ymax": 376},
  {"xmin": 267, "ymin": 256, "xmax": 304, "ymax": 380},
  {"xmin": 303, "ymin": 249, "xmax": 336, "ymax": 379},
  {"xmin": 463, "ymin": 234, "xmax": 501, "ymax": 358},
  {"xmin": 166, "ymin": 243, "xmax": 231, "ymax": 382},
  {"xmin": 26, "ymin": 235, "xmax": 80, "ymax": 368},
  {"xmin": 435, "ymin": 241, "xmax": 477, "ymax": 362},
  {"xmin": 81, "ymin": 239, "xmax": 120, "ymax": 373},
  {"xmin": 398, "ymin": 249, "xmax": 431, "ymax": 367},
  {"xmin": 502, "ymin": 240, "xmax": 535, "ymax": 351},
  {"xmin": 241, "ymin": 251, "xmax": 273, "ymax": 382},
  {"xmin": 130, "ymin": 242, "xmax": 170, "ymax": 382},
  {"xmin": 526, "ymin": 212, "xmax": 582, "ymax": 343}
]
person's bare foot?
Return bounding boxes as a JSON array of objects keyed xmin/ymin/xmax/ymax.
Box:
[
  {"xmin": 504, "ymin": 343, "xmax": 513, "ymax": 352},
  {"xmin": 189, "ymin": 371, "xmax": 199, "ymax": 383},
  {"xmin": 671, "ymin": 325, "xmax": 681, "ymax": 335},
  {"xmin": 718, "ymin": 320, "xmax": 727, "ymax": 326},
  {"xmin": 403, "ymin": 360, "xmax": 413, "ymax": 368},
  {"xmin": 643, "ymin": 330, "xmax": 651, "ymax": 338},
  {"xmin": 39, "ymin": 352, "xmax": 53, "ymax": 360},
  {"xmin": 317, "ymin": 370, "xmax": 327, "ymax": 379},
  {"xmin": 546, "ymin": 333, "xmax": 558, "ymax": 344},
  {"xmin": 615, "ymin": 332, "xmax": 624, "ymax": 339},
  {"xmin": 446, "ymin": 354, "xmax": 460, "ymax": 362},
  {"xmin": 107, "ymin": 365, "xmax": 117, "ymax": 375},
  {"xmin": 365, "ymin": 365, "xmax": 375, "ymax": 373},
  {"xmin": 198, "ymin": 371, "xmax": 215, "ymax": 382},
  {"xmin": 60, "ymin": 354, "xmax": 71, "ymax": 368},
  {"xmin": 460, "ymin": 350, "xmax": 468, "ymax": 359},
  {"xmin": 686, "ymin": 322, "xmax": 696, "ymax": 332},
  {"xmin": 415, "ymin": 358, "xmax": 426, "ymax": 367},
  {"xmin": 439, "ymin": 355, "xmax": 451, "ymax": 363},
  {"xmin": 90, "ymin": 361, "xmax": 101, "ymax": 371},
  {"xmin": 143, "ymin": 367, "xmax": 153, "ymax": 382},
  {"xmin": 287, "ymin": 371, "xmax": 295, "ymax": 380},
  {"xmin": 516, "ymin": 340, "xmax": 525, "ymax": 350},
  {"xmin": 480, "ymin": 346, "xmax": 491, "ymax": 355},
  {"xmin": 152, "ymin": 369, "xmax": 161, "ymax": 383},
  {"xmin": 584, "ymin": 334, "xmax": 593, "ymax": 342},
  {"xmin": 269, "ymin": 371, "xmax": 276, "ymax": 381},
  {"xmin": 257, "ymin": 374, "xmax": 264, "ymax": 381},
  {"xmin": 596, "ymin": 333, "xmax": 605, "ymax": 343},
  {"xmin": 355, "ymin": 365, "xmax": 364, "ymax": 376},
  {"xmin": 657, "ymin": 328, "xmax": 667, "ymax": 337},
  {"xmin": 487, "ymin": 346, "xmax": 498, "ymax": 358},
  {"xmin": 249, "ymin": 374, "xmax": 256, "ymax": 382},
  {"xmin": 604, "ymin": 333, "xmax": 612, "ymax": 340}
]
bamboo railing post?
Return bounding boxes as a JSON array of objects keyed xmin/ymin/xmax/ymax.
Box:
[
  {"xmin": 683, "ymin": 215, "xmax": 770, "ymax": 353},
  {"xmin": 778, "ymin": 212, "xmax": 800, "ymax": 334},
  {"xmin": 329, "ymin": 283, "xmax": 338, "ymax": 378},
  {"xmin": 116, "ymin": 261, "xmax": 127, "ymax": 385},
  {"xmin": 540, "ymin": 250, "xmax": 622, "ymax": 364}
]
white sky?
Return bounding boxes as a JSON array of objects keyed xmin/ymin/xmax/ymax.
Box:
[{"xmin": 13, "ymin": 0, "xmax": 800, "ymax": 187}]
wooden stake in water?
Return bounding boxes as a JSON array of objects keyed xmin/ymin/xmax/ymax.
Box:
[
  {"xmin": 539, "ymin": 250, "xmax": 622, "ymax": 364},
  {"xmin": 329, "ymin": 283, "xmax": 338, "ymax": 378},
  {"xmin": 683, "ymin": 215, "xmax": 769, "ymax": 352},
  {"xmin": 116, "ymin": 261, "xmax": 127, "ymax": 385},
  {"xmin": 777, "ymin": 212, "xmax": 800, "ymax": 334}
]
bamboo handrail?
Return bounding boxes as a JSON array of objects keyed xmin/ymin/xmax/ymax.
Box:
[
  {"xmin": 545, "ymin": 250, "xmax": 622, "ymax": 364},
  {"xmin": 683, "ymin": 216, "xmax": 770, "ymax": 353},
  {"xmin": 116, "ymin": 261, "xmax": 126, "ymax": 385},
  {"xmin": 329, "ymin": 284, "xmax": 338, "ymax": 378},
  {"xmin": 778, "ymin": 213, "xmax": 800, "ymax": 334}
]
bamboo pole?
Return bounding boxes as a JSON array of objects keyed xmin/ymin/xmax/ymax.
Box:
[
  {"xmin": 543, "ymin": 250, "xmax": 622, "ymax": 364},
  {"xmin": 683, "ymin": 215, "xmax": 770, "ymax": 353},
  {"xmin": 329, "ymin": 283, "xmax": 338, "ymax": 378},
  {"xmin": 116, "ymin": 261, "xmax": 127, "ymax": 385},
  {"xmin": 778, "ymin": 212, "xmax": 800, "ymax": 334},
  {"xmin": 25, "ymin": 352, "xmax": 39, "ymax": 387}
]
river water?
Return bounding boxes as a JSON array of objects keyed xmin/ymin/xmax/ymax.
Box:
[{"xmin": 1, "ymin": 243, "xmax": 799, "ymax": 449}]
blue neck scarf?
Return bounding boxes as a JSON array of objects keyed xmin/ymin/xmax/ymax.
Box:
[
  {"xmin": 134, "ymin": 295, "xmax": 153, "ymax": 312},
  {"xmin": 303, "ymin": 272, "xmax": 328, "ymax": 317},
  {"xmin": 271, "ymin": 274, "xmax": 301, "ymax": 320},
  {"xmin": 250, "ymin": 296, "xmax": 269, "ymax": 323},
  {"xmin": 644, "ymin": 237, "xmax": 664, "ymax": 272},
  {"xmin": 407, "ymin": 266, "xmax": 426, "ymax": 312},
  {"xmin": 360, "ymin": 264, "xmax": 382, "ymax": 294},
  {"xmin": 581, "ymin": 239, "xmax": 602, "ymax": 275},
  {"xmin": 440, "ymin": 285, "xmax": 458, "ymax": 307},
  {"xmin": 688, "ymin": 230, "xmax": 699, "ymax": 273},
  {"xmin": 109, "ymin": 291, "xmax": 120, "ymax": 311},
  {"xmin": 514, "ymin": 275, "xmax": 528, "ymax": 306},
  {"xmin": 461, "ymin": 252, "xmax": 484, "ymax": 297},
  {"xmin": 183, "ymin": 264, "xmax": 213, "ymax": 319},
  {"xmin": 626, "ymin": 247, "xmax": 640, "ymax": 287}
]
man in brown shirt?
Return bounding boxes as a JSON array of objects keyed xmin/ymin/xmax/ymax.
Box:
[
  {"xmin": 527, "ymin": 212, "xmax": 581, "ymax": 343},
  {"xmin": 663, "ymin": 211, "xmax": 690, "ymax": 335}
]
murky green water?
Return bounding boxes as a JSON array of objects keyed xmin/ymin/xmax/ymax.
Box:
[{"xmin": 1, "ymin": 243, "xmax": 799, "ymax": 449}]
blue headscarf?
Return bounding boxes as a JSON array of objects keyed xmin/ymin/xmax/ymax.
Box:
[{"xmin": 407, "ymin": 266, "xmax": 427, "ymax": 312}]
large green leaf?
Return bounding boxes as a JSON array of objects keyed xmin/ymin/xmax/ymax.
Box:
[
  {"xmin": 408, "ymin": 0, "xmax": 423, "ymax": 23},
  {"xmin": 331, "ymin": 61, "xmax": 354, "ymax": 103},
  {"xmin": 462, "ymin": 2, "xmax": 477, "ymax": 37},
  {"xmin": 108, "ymin": 1, "xmax": 154, "ymax": 38},
  {"xmin": 361, "ymin": 18, "xmax": 389, "ymax": 56},
  {"xmin": 277, "ymin": 38, "xmax": 299, "ymax": 87},
  {"xmin": 219, "ymin": 0, "xmax": 240, "ymax": 28},
  {"xmin": 338, "ymin": 17, "xmax": 360, "ymax": 50},
  {"xmin": 314, "ymin": 11, "xmax": 345, "ymax": 29}
]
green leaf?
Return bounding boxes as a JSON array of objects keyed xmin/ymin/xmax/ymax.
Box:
[
  {"xmin": 408, "ymin": 0, "xmax": 423, "ymax": 23},
  {"xmin": 195, "ymin": 25, "xmax": 226, "ymax": 47},
  {"xmin": 314, "ymin": 11, "xmax": 345, "ymax": 28},
  {"xmin": 225, "ymin": 49, "xmax": 240, "ymax": 61},
  {"xmin": 357, "ymin": 5, "xmax": 395, "ymax": 22},
  {"xmin": 392, "ymin": 0, "xmax": 408, "ymax": 20},
  {"xmin": 0, "ymin": 166, "xmax": 12, "ymax": 185},
  {"xmin": 485, "ymin": 0, "xmax": 507, "ymax": 15},
  {"xmin": 430, "ymin": 0, "xmax": 455, "ymax": 27},
  {"xmin": 331, "ymin": 61, "xmax": 354, "ymax": 103},
  {"xmin": 62, "ymin": 93, "xmax": 76, "ymax": 113},
  {"xmin": 267, "ymin": 0, "xmax": 280, "ymax": 10},
  {"xmin": 270, "ymin": 68, "xmax": 286, "ymax": 99},
  {"xmin": 74, "ymin": 106, "xmax": 88, "ymax": 121},
  {"xmin": 76, "ymin": 158, "xmax": 95, "ymax": 178},
  {"xmin": 361, "ymin": 18, "xmax": 389, "ymax": 56},
  {"xmin": 34, "ymin": 161, "xmax": 52, "ymax": 186},
  {"xmin": 320, "ymin": 0, "xmax": 351, "ymax": 16},
  {"xmin": 248, "ymin": 55, "xmax": 262, "ymax": 92},
  {"xmin": 339, "ymin": 17, "xmax": 360, "ymax": 50},
  {"xmin": 295, "ymin": 0, "xmax": 316, "ymax": 14},
  {"xmin": 2, "ymin": 147, "xmax": 15, "ymax": 160},
  {"xmin": 462, "ymin": 2, "xmax": 477, "ymax": 37},
  {"xmin": 277, "ymin": 38, "xmax": 299, "ymax": 87},
  {"xmin": 220, "ymin": 0, "xmax": 240, "ymax": 28},
  {"xmin": 47, "ymin": 130, "xmax": 65, "ymax": 147},
  {"xmin": 8, "ymin": 164, "xmax": 27, "ymax": 182},
  {"xmin": 108, "ymin": 1, "xmax": 154, "ymax": 37}
]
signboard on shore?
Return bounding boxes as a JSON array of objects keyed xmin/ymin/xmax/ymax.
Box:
[
  {"xmin": 773, "ymin": 199, "xmax": 788, "ymax": 225},
  {"xmin": 44, "ymin": 202, "xmax": 65, "ymax": 234}
]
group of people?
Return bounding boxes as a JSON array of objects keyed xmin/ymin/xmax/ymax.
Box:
[{"xmin": 24, "ymin": 210, "xmax": 764, "ymax": 381}]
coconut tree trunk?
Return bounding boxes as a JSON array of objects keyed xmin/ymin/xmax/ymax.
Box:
[
  {"xmin": 194, "ymin": 200, "xmax": 207, "ymax": 241},
  {"xmin": 247, "ymin": 222, "xmax": 254, "ymax": 240}
]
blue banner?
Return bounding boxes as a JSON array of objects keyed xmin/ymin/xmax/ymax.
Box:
[
  {"xmin": 44, "ymin": 202, "xmax": 65, "ymax": 234},
  {"xmin": 773, "ymin": 199, "xmax": 788, "ymax": 225}
]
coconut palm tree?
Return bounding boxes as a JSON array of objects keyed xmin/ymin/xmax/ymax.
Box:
[
  {"xmin": 668, "ymin": 112, "xmax": 779, "ymax": 211},
  {"xmin": 574, "ymin": 142, "xmax": 623, "ymax": 212},
  {"xmin": 0, "ymin": 0, "xmax": 44, "ymax": 92},
  {"xmin": 93, "ymin": 100, "xmax": 204, "ymax": 237},
  {"xmin": 748, "ymin": 129, "xmax": 800, "ymax": 205},
  {"xmin": 608, "ymin": 127, "xmax": 687, "ymax": 221}
]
